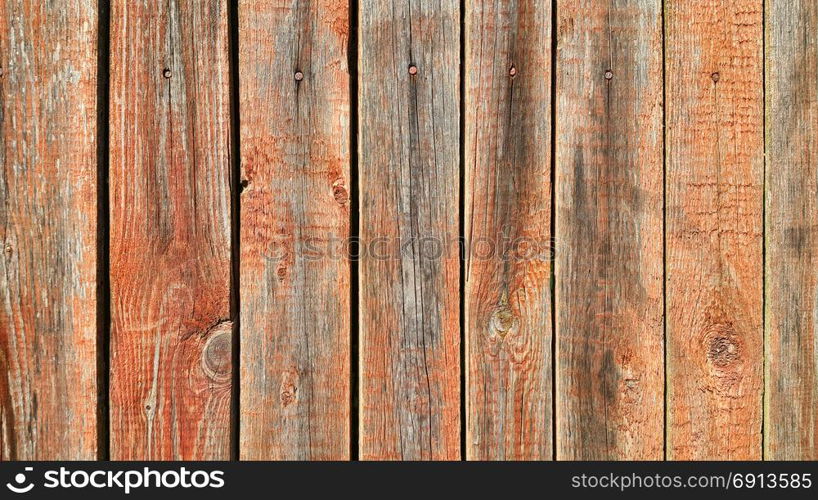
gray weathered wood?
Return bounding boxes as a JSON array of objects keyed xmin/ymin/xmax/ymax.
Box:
[
  {"xmin": 465, "ymin": 0, "xmax": 553, "ymax": 460},
  {"xmin": 765, "ymin": 0, "xmax": 818, "ymax": 460},
  {"xmin": 0, "ymin": 0, "xmax": 99, "ymax": 459},
  {"xmin": 239, "ymin": 0, "xmax": 351, "ymax": 459},
  {"xmin": 359, "ymin": 0, "xmax": 461, "ymax": 460}
]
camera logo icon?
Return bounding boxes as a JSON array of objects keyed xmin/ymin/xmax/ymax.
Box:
[{"xmin": 6, "ymin": 467, "xmax": 34, "ymax": 494}]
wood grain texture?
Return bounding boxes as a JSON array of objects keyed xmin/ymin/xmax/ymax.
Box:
[
  {"xmin": 465, "ymin": 0, "xmax": 552, "ymax": 460},
  {"xmin": 0, "ymin": 0, "xmax": 98, "ymax": 460},
  {"xmin": 359, "ymin": 0, "xmax": 460, "ymax": 460},
  {"xmin": 666, "ymin": 0, "xmax": 763, "ymax": 460},
  {"xmin": 239, "ymin": 0, "xmax": 351, "ymax": 460},
  {"xmin": 109, "ymin": 0, "xmax": 232, "ymax": 460},
  {"xmin": 765, "ymin": 0, "xmax": 818, "ymax": 460},
  {"xmin": 555, "ymin": 0, "xmax": 664, "ymax": 460}
]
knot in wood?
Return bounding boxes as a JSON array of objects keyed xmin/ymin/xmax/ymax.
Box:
[
  {"xmin": 489, "ymin": 307, "xmax": 518, "ymax": 338},
  {"xmin": 280, "ymin": 370, "xmax": 299, "ymax": 408},
  {"xmin": 281, "ymin": 385, "xmax": 297, "ymax": 407},
  {"xmin": 202, "ymin": 324, "xmax": 232, "ymax": 382},
  {"xmin": 332, "ymin": 182, "xmax": 348, "ymax": 205},
  {"xmin": 704, "ymin": 324, "xmax": 741, "ymax": 368}
]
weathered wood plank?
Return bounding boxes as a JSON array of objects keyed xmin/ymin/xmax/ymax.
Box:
[
  {"xmin": 359, "ymin": 0, "xmax": 460, "ymax": 460},
  {"xmin": 765, "ymin": 0, "xmax": 818, "ymax": 460},
  {"xmin": 666, "ymin": 0, "xmax": 763, "ymax": 460},
  {"xmin": 239, "ymin": 0, "xmax": 351, "ymax": 460},
  {"xmin": 465, "ymin": 0, "xmax": 552, "ymax": 460},
  {"xmin": 555, "ymin": 0, "xmax": 664, "ymax": 460},
  {"xmin": 109, "ymin": 0, "xmax": 232, "ymax": 460},
  {"xmin": 0, "ymin": 0, "xmax": 98, "ymax": 460}
]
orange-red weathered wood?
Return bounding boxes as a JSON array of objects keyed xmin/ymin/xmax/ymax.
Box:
[
  {"xmin": 465, "ymin": 0, "xmax": 553, "ymax": 460},
  {"xmin": 359, "ymin": 0, "xmax": 461, "ymax": 460},
  {"xmin": 555, "ymin": 0, "xmax": 664, "ymax": 460},
  {"xmin": 0, "ymin": 0, "xmax": 98, "ymax": 460},
  {"xmin": 239, "ymin": 0, "xmax": 351, "ymax": 459},
  {"xmin": 666, "ymin": 0, "xmax": 764, "ymax": 460},
  {"xmin": 109, "ymin": 0, "xmax": 233, "ymax": 460}
]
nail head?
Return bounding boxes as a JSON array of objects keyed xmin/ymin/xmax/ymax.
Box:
[
  {"xmin": 294, "ymin": 70, "xmax": 304, "ymax": 81},
  {"xmin": 604, "ymin": 69, "xmax": 613, "ymax": 80},
  {"xmin": 408, "ymin": 64, "xmax": 418, "ymax": 75},
  {"xmin": 162, "ymin": 68, "xmax": 171, "ymax": 79},
  {"xmin": 711, "ymin": 72, "xmax": 720, "ymax": 83},
  {"xmin": 509, "ymin": 66, "xmax": 517, "ymax": 77}
]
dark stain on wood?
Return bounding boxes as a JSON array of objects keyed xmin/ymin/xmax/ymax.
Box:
[{"xmin": 556, "ymin": 0, "xmax": 664, "ymax": 460}]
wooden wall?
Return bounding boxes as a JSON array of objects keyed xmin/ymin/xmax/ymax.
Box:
[{"xmin": 1, "ymin": 0, "xmax": 817, "ymax": 460}]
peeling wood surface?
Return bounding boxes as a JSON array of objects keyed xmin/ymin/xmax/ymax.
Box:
[
  {"xmin": 0, "ymin": 0, "xmax": 98, "ymax": 460},
  {"xmin": 238, "ymin": 0, "xmax": 351, "ymax": 460},
  {"xmin": 555, "ymin": 0, "xmax": 664, "ymax": 460},
  {"xmin": 465, "ymin": 0, "xmax": 552, "ymax": 460},
  {"xmin": 359, "ymin": 0, "xmax": 461, "ymax": 460},
  {"xmin": 109, "ymin": 0, "xmax": 233, "ymax": 460},
  {"xmin": 665, "ymin": 0, "xmax": 764, "ymax": 460},
  {"xmin": 765, "ymin": 0, "xmax": 818, "ymax": 460}
]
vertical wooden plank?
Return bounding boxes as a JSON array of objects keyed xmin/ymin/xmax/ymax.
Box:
[
  {"xmin": 239, "ymin": 0, "xmax": 351, "ymax": 460},
  {"xmin": 359, "ymin": 0, "xmax": 460, "ymax": 460},
  {"xmin": 0, "ymin": 0, "xmax": 98, "ymax": 460},
  {"xmin": 109, "ymin": 0, "xmax": 232, "ymax": 460},
  {"xmin": 464, "ymin": 0, "xmax": 552, "ymax": 460},
  {"xmin": 666, "ymin": 0, "xmax": 763, "ymax": 459},
  {"xmin": 555, "ymin": 0, "xmax": 664, "ymax": 460},
  {"xmin": 766, "ymin": 0, "xmax": 818, "ymax": 460}
]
